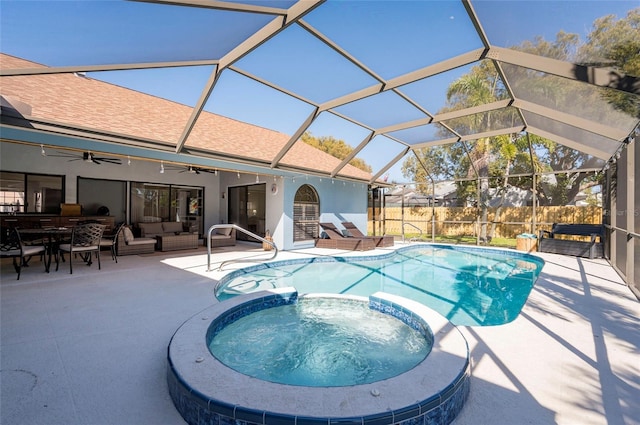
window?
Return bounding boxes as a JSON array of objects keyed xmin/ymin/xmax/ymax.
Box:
[
  {"xmin": 78, "ymin": 177, "xmax": 126, "ymax": 223},
  {"xmin": 293, "ymin": 184, "xmax": 319, "ymax": 242},
  {"xmin": 131, "ymin": 182, "xmax": 170, "ymax": 224},
  {"xmin": 130, "ymin": 182, "xmax": 204, "ymax": 235},
  {"xmin": 0, "ymin": 171, "xmax": 64, "ymax": 213}
]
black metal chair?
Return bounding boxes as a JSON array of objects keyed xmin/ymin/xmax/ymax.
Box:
[
  {"xmin": 0, "ymin": 227, "xmax": 47, "ymax": 280},
  {"xmin": 99, "ymin": 223, "xmax": 124, "ymax": 263},
  {"xmin": 56, "ymin": 223, "xmax": 105, "ymax": 274}
]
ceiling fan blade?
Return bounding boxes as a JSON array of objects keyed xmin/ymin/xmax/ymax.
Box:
[
  {"xmin": 49, "ymin": 151, "xmax": 79, "ymax": 158},
  {"xmin": 48, "ymin": 151, "xmax": 120, "ymax": 165},
  {"xmin": 94, "ymin": 158, "xmax": 122, "ymax": 165}
]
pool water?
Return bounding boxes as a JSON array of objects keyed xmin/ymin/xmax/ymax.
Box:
[
  {"xmin": 216, "ymin": 244, "xmax": 545, "ymax": 326},
  {"xmin": 208, "ymin": 297, "xmax": 432, "ymax": 387}
]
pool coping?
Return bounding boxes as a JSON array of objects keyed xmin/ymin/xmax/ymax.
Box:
[{"xmin": 167, "ymin": 288, "xmax": 470, "ymax": 425}]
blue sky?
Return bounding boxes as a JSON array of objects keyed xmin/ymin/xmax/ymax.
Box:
[{"xmin": 2, "ymin": 0, "xmax": 637, "ymax": 183}]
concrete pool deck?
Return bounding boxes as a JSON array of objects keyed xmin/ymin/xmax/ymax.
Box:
[{"xmin": 1, "ymin": 243, "xmax": 639, "ymax": 425}]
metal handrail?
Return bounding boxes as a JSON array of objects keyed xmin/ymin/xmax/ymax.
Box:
[
  {"xmin": 402, "ymin": 222, "xmax": 423, "ymax": 243},
  {"xmin": 206, "ymin": 224, "xmax": 278, "ymax": 271},
  {"xmin": 604, "ymin": 224, "xmax": 640, "ymax": 240}
]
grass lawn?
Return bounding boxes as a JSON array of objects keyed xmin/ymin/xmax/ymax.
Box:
[{"xmin": 399, "ymin": 234, "xmax": 518, "ymax": 248}]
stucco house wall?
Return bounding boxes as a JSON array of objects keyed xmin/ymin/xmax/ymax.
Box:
[{"xmin": 1, "ymin": 141, "xmax": 370, "ymax": 251}]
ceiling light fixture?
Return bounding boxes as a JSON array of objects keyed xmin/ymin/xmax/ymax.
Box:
[
  {"xmin": 40, "ymin": 144, "xmax": 46, "ymax": 156},
  {"xmin": 237, "ymin": 172, "xmax": 240, "ymax": 179}
]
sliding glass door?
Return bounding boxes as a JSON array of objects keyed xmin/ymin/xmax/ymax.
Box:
[
  {"xmin": 130, "ymin": 182, "xmax": 203, "ymax": 236},
  {"xmin": 228, "ymin": 184, "xmax": 265, "ymax": 241}
]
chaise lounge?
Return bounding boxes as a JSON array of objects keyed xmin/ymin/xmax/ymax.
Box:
[
  {"xmin": 341, "ymin": 221, "xmax": 394, "ymax": 247},
  {"xmin": 315, "ymin": 222, "xmax": 376, "ymax": 251}
]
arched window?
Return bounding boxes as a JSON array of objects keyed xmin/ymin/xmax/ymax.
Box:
[{"xmin": 293, "ymin": 184, "xmax": 319, "ymax": 242}]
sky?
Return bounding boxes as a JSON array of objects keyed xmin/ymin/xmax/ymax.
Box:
[{"xmin": 1, "ymin": 0, "xmax": 637, "ymax": 183}]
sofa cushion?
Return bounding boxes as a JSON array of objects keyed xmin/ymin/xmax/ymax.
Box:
[
  {"xmin": 162, "ymin": 222, "xmax": 184, "ymax": 234},
  {"xmin": 217, "ymin": 227, "xmax": 233, "ymax": 236},
  {"xmin": 123, "ymin": 226, "xmax": 135, "ymax": 243},
  {"xmin": 139, "ymin": 222, "xmax": 164, "ymax": 237},
  {"xmin": 127, "ymin": 238, "xmax": 156, "ymax": 246}
]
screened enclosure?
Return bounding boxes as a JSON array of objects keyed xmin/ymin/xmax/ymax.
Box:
[{"xmin": 1, "ymin": 0, "xmax": 639, "ymax": 294}]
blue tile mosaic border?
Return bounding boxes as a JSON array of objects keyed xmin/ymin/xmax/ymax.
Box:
[
  {"xmin": 206, "ymin": 291, "xmax": 297, "ymax": 341},
  {"xmin": 168, "ymin": 290, "xmax": 470, "ymax": 425}
]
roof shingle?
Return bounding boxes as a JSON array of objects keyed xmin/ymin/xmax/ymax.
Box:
[{"xmin": 0, "ymin": 54, "xmax": 372, "ymax": 180}]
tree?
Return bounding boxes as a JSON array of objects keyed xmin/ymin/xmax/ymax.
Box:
[
  {"xmin": 402, "ymin": 9, "xmax": 637, "ymax": 218},
  {"xmin": 301, "ymin": 132, "xmax": 372, "ymax": 173},
  {"xmin": 578, "ymin": 9, "xmax": 640, "ymax": 118}
]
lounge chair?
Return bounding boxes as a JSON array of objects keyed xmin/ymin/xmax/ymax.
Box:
[
  {"xmin": 315, "ymin": 223, "xmax": 375, "ymax": 251},
  {"xmin": 341, "ymin": 221, "xmax": 394, "ymax": 247}
]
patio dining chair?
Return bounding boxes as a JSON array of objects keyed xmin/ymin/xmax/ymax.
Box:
[
  {"xmin": 56, "ymin": 223, "xmax": 106, "ymax": 274},
  {"xmin": 99, "ymin": 222, "xmax": 124, "ymax": 263},
  {"xmin": 0, "ymin": 227, "xmax": 47, "ymax": 280}
]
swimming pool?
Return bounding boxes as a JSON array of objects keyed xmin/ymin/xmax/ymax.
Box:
[{"xmin": 215, "ymin": 244, "xmax": 545, "ymax": 326}]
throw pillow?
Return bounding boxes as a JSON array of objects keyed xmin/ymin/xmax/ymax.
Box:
[{"xmin": 123, "ymin": 227, "xmax": 135, "ymax": 243}]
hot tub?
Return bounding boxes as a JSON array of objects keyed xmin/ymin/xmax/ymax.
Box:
[{"xmin": 167, "ymin": 288, "xmax": 470, "ymax": 425}]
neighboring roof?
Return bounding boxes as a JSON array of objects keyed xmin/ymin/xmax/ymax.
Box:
[
  {"xmin": 0, "ymin": 1, "xmax": 638, "ymax": 183},
  {"xmin": 0, "ymin": 54, "xmax": 371, "ymax": 180}
]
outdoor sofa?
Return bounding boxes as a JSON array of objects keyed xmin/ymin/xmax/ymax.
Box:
[
  {"xmin": 116, "ymin": 225, "xmax": 156, "ymax": 256},
  {"xmin": 138, "ymin": 222, "xmax": 198, "ymax": 252},
  {"xmin": 210, "ymin": 227, "xmax": 236, "ymax": 248}
]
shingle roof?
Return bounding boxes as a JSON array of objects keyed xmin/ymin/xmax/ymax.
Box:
[{"xmin": 0, "ymin": 53, "xmax": 372, "ymax": 180}]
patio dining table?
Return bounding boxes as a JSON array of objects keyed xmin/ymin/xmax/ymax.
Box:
[{"xmin": 18, "ymin": 227, "xmax": 72, "ymax": 272}]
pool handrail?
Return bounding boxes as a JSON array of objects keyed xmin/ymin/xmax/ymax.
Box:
[
  {"xmin": 402, "ymin": 222, "xmax": 423, "ymax": 243},
  {"xmin": 206, "ymin": 224, "xmax": 278, "ymax": 271}
]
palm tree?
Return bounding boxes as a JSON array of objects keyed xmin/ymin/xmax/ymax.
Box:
[{"xmin": 445, "ymin": 69, "xmax": 506, "ymax": 242}]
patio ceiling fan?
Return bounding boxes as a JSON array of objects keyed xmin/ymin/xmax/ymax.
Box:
[{"xmin": 49, "ymin": 151, "xmax": 122, "ymax": 165}]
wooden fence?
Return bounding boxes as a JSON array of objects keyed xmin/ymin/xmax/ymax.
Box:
[{"xmin": 368, "ymin": 206, "xmax": 602, "ymax": 239}]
